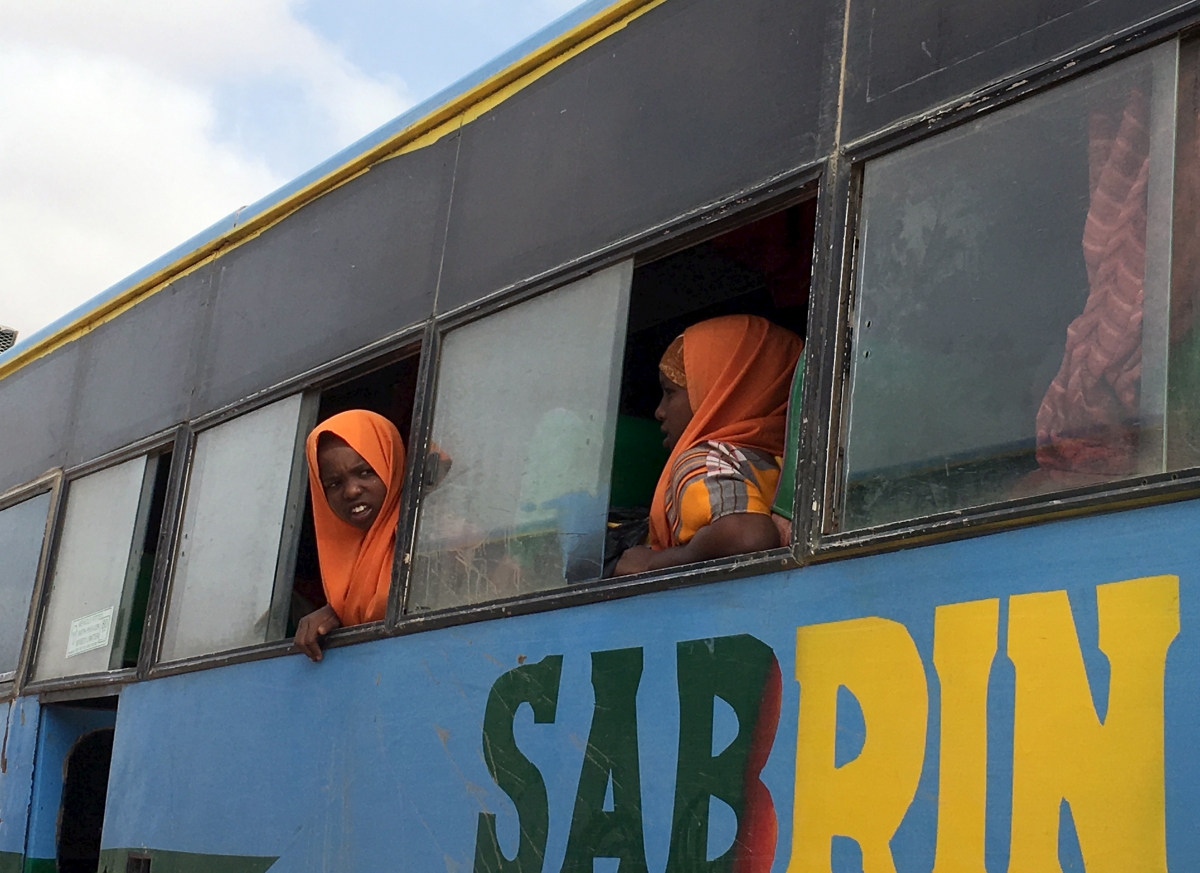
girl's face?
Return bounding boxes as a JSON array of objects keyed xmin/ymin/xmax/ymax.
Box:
[
  {"xmin": 317, "ymin": 436, "xmax": 387, "ymax": 531},
  {"xmin": 655, "ymin": 370, "xmax": 694, "ymax": 451}
]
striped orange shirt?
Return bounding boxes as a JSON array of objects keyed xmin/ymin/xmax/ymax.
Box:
[{"xmin": 664, "ymin": 440, "xmax": 780, "ymax": 546}]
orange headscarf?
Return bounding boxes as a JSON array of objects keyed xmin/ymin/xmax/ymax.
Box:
[
  {"xmin": 304, "ymin": 410, "xmax": 406, "ymax": 626},
  {"xmin": 649, "ymin": 315, "xmax": 803, "ymax": 549}
]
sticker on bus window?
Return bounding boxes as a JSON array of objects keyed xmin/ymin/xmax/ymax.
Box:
[{"xmin": 66, "ymin": 607, "xmax": 114, "ymax": 658}]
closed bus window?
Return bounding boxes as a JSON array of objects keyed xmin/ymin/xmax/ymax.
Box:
[
  {"xmin": 841, "ymin": 43, "xmax": 1179, "ymax": 529},
  {"xmin": 407, "ymin": 262, "xmax": 632, "ymax": 611},
  {"xmin": 0, "ymin": 491, "xmax": 52, "ymax": 677},
  {"xmin": 34, "ymin": 452, "xmax": 170, "ymax": 679},
  {"xmin": 161, "ymin": 393, "xmax": 311, "ymax": 661}
]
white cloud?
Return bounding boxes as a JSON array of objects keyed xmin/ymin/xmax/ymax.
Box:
[
  {"xmin": 0, "ymin": 0, "xmax": 411, "ymax": 339},
  {"xmin": 1, "ymin": 0, "xmax": 411, "ymax": 146}
]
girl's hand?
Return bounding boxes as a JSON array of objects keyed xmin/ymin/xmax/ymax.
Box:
[
  {"xmin": 613, "ymin": 545, "xmax": 657, "ymax": 576},
  {"xmin": 294, "ymin": 604, "xmax": 341, "ymax": 661}
]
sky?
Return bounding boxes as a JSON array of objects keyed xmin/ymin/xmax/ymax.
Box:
[{"xmin": 0, "ymin": 0, "xmax": 582, "ymax": 342}]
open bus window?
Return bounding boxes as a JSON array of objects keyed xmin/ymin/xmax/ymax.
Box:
[
  {"xmin": 407, "ymin": 200, "xmax": 813, "ymax": 611},
  {"xmin": 158, "ymin": 354, "xmax": 419, "ymax": 662},
  {"xmin": 161, "ymin": 394, "xmax": 313, "ymax": 662},
  {"xmin": 407, "ymin": 263, "xmax": 632, "ymax": 612},
  {"xmin": 34, "ymin": 451, "xmax": 171, "ymax": 679},
  {"xmin": 838, "ymin": 42, "xmax": 1192, "ymax": 530},
  {"xmin": 606, "ymin": 201, "xmax": 812, "ymax": 570},
  {"xmin": 288, "ymin": 356, "xmax": 420, "ymax": 634},
  {"xmin": 0, "ymin": 488, "xmax": 53, "ymax": 679}
]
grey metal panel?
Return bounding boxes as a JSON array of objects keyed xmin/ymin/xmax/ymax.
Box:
[
  {"xmin": 436, "ymin": 0, "xmax": 829, "ymax": 313},
  {"xmin": 70, "ymin": 266, "xmax": 216, "ymax": 465},
  {"xmin": 0, "ymin": 347, "xmax": 81, "ymax": 493},
  {"xmin": 842, "ymin": 0, "xmax": 1186, "ymax": 141},
  {"xmin": 196, "ymin": 136, "xmax": 455, "ymax": 413}
]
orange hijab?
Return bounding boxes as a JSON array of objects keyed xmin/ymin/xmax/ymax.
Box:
[
  {"xmin": 649, "ymin": 315, "xmax": 803, "ymax": 549},
  {"xmin": 305, "ymin": 410, "xmax": 406, "ymax": 626}
]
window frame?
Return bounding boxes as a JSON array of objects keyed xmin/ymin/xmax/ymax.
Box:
[
  {"xmin": 21, "ymin": 428, "xmax": 180, "ymax": 696},
  {"xmin": 402, "ymin": 261, "xmax": 638, "ymax": 614},
  {"xmin": 143, "ymin": 326, "xmax": 428, "ymax": 680},
  {"xmin": 151, "ymin": 392, "xmax": 318, "ymax": 668},
  {"xmin": 0, "ymin": 468, "xmax": 64, "ymax": 699},
  {"xmin": 810, "ymin": 25, "xmax": 1200, "ymax": 561},
  {"xmin": 384, "ymin": 178, "xmax": 824, "ymax": 634}
]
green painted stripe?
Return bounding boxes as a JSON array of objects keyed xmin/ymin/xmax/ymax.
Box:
[
  {"xmin": 21, "ymin": 860, "xmax": 53, "ymax": 873},
  {"xmin": 0, "ymin": 853, "xmax": 21, "ymax": 873},
  {"xmin": 99, "ymin": 848, "xmax": 277, "ymax": 873}
]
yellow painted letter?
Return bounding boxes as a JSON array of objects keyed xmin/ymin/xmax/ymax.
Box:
[
  {"xmin": 932, "ymin": 598, "xmax": 999, "ymax": 873},
  {"xmin": 1008, "ymin": 576, "xmax": 1178, "ymax": 872},
  {"xmin": 788, "ymin": 617, "xmax": 928, "ymax": 873}
]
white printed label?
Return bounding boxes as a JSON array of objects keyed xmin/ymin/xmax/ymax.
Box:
[{"xmin": 66, "ymin": 607, "xmax": 114, "ymax": 658}]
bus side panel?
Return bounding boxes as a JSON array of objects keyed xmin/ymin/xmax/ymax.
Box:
[
  {"xmin": 194, "ymin": 135, "xmax": 457, "ymax": 415},
  {"xmin": 99, "ymin": 496, "xmax": 1200, "ymax": 871},
  {"xmin": 436, "ymin": 0, "xmax": 833, "ymax": 314},
  {"xmin": 0, "ymin": 347, "xmax": 81, "ymax": 494},
  {"xmin": 843, "ymin": 0, "xmax": 1190, "ymax": 141},
  {"xmin": 69, "ymin": 265, "xmax": 216, "ymax": 466}
]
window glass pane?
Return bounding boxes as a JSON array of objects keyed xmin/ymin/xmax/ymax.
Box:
[
  {"xmin": 1166, "ymin": 40, "xmax": 1200, "ymax": 469},
  {"xmin": 162, "ymin": 394, "xmax": 306, "ymax": 661},
  {"xmin": 841, "ymin": 44, "xmax": 1178, "ymax": 529},
  {"xmin": 409, "ymin": 261, "xmax": 632, "ymax": 611},
  {"xmin": 0, "ymin": 491, "xmax": 52, "ymax": 676},
  {"xmin": 34, "ymin": 456, "xmax": 149, "ymax": 679}
]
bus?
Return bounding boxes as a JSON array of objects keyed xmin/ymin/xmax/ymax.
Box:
[{"xmin": 0, "ymin": 0, "xmax": 1197, "ymax": 868}]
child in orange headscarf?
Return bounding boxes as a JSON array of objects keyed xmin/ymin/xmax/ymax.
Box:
[
  {"xmin": 294, "ymin": 409, "xmax": 406, "ymax": 661},
  {"xmin": 613, "ymin": 315, "xmax": 803, "ymax": 576}
]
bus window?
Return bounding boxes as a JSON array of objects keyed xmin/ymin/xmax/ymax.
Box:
[
  {"xmin": 0, "ymin": 488, "xmax": 53, "ymax": 679},
  {"xmin": 407, "ymin": 263, "xmax": 632, "ymax": 612},
  {"xmin": 160, "ymin": 394, "xmax": 313, "ymax": 662},
  {"xmin": 289, "ymin": 356, "xmax": 419, "ymax": 635},
  {"xmin": 1165, "ymin": 38, "xmax": 1200, "ymax": 471},
  {"xmin": 34, "ymin": 450, "xmax": 171, "ymax": 679},
  {"xmin": 408, "ymin": 203, "xmax": 814, "ymax": 607},
  {"xmin": 840, "ymin": 42, "xmax": 1182, "ymax": 530},
  {"xmin": 606, "ymin": 200, "xmax": 812, "ymax": 573}
]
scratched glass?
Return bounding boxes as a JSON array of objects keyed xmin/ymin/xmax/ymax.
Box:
[
  {"xmin": 34, "ymin": 456, "xmax": 152, "ymax": 679},
  {"xmin": 840, "ymin": 44, "xmax": 1181, "ymax": 530},
  {"xmin": 407, "ymin": 261, "xmax": 632, "ymax": 612},
  {"xmin": 0, "ymin": 491, "xmax": 52, "ymax": 678}
]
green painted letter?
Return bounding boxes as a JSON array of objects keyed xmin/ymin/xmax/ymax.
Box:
[
  {"xmin": 561, "ymin": 647, "xmax": 649, "ymax": 873},
  {"xmin": 473, "ymin": 655, "xmax": 563, "ymax": 873},
  {"xmin": 667, "ymin": 634, "xmax": 781, "ymax": 873}
]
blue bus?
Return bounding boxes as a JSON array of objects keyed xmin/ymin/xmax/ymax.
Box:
[{"xmin": 1, "ymin": 0, "xmax": 1199, "ymax": 869}]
